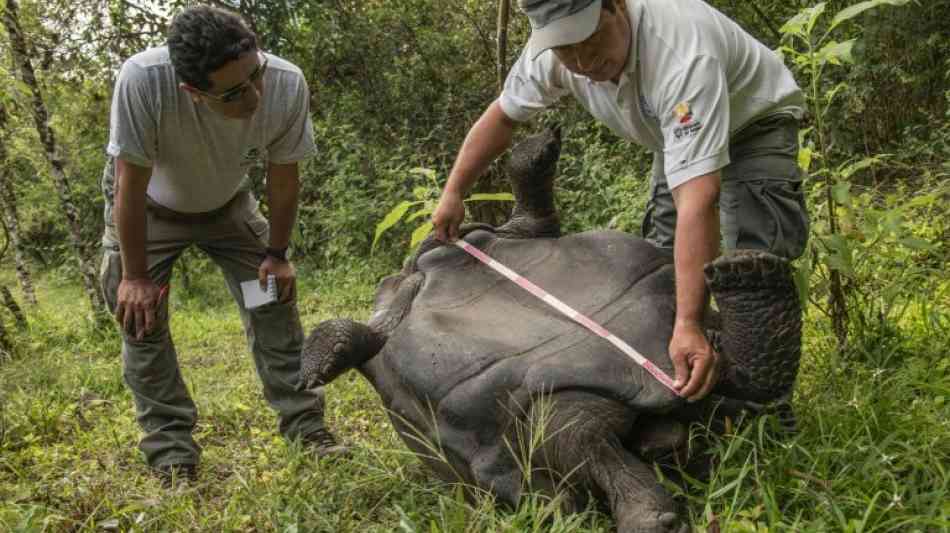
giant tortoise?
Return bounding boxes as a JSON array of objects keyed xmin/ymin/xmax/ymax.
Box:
[{"xmin": 303, "ymin": 129, "xmax": 802, "ymax": 532}]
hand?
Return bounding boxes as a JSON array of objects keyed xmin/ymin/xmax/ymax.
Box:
[
  {"xmin": 115, "ymin": 277, "xmax": 165, "ymax": 341},
  {"xmin": 432, "ymin": 190, "xmax": 465, "ymax": 242},
  {"xmin": 260, "ymin": 256, "xmax": 296, "ymax": 303},
  {"xmin": 669, "ymin": 320, "xmax": 719, "ymax": 402}
]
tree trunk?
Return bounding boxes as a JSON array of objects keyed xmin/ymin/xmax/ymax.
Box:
[
  {"xmin": 496, "ymin": 0, "xmax": 510, "ymax": 93},
  {"xmin": 0, "ymin": 103, "xmax": 37, "ymax": 305},
  {"xmin": 2, "ymin": 0, "xmax": 105, "ymax": 317},
  {"xmin": 0, "ymin": 302, "xmax": 10, "ymax": 359},
  {"xmin": 0, "ymin": 286, "xmax": 25, "ymax": 330}
]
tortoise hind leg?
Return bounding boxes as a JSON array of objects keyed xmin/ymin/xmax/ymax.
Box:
[{"xmin": 529, "ymin": 391, "xmax": 685, "ymax": 533}]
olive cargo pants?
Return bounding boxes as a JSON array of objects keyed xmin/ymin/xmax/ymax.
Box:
[
  {"xmin": 99, "ymin": 162, "xmax": 325, "ymax": 468},
  {"xmin": 643, "ymin": 113, "xmax": 810, "ymax": 259}
]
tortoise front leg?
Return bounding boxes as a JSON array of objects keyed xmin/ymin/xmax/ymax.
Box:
[{"xmin": 529, "ymin": 392, "xmax": 686, "ymax": 533}]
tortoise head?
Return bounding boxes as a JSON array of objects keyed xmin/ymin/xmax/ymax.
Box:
[
  {"xmin": 301, "ymin": 319, "xmax": 387, "ymax": 388},
  {"xmin": 301, "ymin": 270, "xmax": 425, "ymax": 388}
]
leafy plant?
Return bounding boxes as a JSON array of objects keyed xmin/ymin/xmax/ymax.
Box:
[
  {"xmin": 777, "ymin": 0, "xmax": 929, "ymax": 351},
  {"xmin": 371, "ymin": 167, "xmax": 514, "ymax": 253}
]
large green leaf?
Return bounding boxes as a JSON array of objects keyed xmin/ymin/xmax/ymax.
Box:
[
  {"xmin": 831, "ymin": 182, "xmax": 852, "ymax": 206},
  {"xmin": 780, "ymin": 3, "xmax": 826, "ymax": 37},
  {"xmin": 406, "ymin": 207, "xmax": 434, "ymax": 222},
  {"xmin": 900, "ymin": 237, "xmax": 934, "ymax": 251},
  {"xmin": 823, "ymin": 234, "xmax": 855, "ymax": 276},
  {"xmin": 372, "ymin": 200, "xmax": 421, "ymax": 253},
  {"xmin": 829, "ymin": 0, "xmax": 910, "ymax": 33},
  {"xmin": 794, "ymin": 263, "xmax": 812, "ymax": 309},
  {"xmin": 798, "ymin": 146, "xmax": 814, "ymax": 172},
  {"xmin": 817, "ymin": 39, "xmax": 856, "ymax": 66},
  {"xmin": 412, "ymin": 187, "xmax": 430, "ymax": 201},
  {"xmin": 823, "ymin": 82, "xmax": 849, "ymax": 107},
  {"xmin": 882, "ymin": 210, "xmax": 903, "ymax": 234},
  {"xmin": 464, "ymin": 192, "xmax": 515, "ymax": 202},
  {"xmin": 410, "ymin": 222, "xmax": 434, "ymax": 249},
  {"xmin": 906, "ymin": 192, "xmax": 938, "ymax": 209},
  {"xmin": 839, "ymin": 156, "xmax": 884, "ymax": 179}
]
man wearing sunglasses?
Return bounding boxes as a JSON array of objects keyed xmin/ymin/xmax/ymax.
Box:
[
  {"xmin": 433, "ymin": 0, "xmax": 808, "ymax": 404},
  {"xmin": 99, "ymin": 5, "xmax": 347, "ymax": 484}
]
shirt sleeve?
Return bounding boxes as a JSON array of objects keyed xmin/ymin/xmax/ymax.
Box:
[
  {"xmin": 498, "ymin": 48, "xmax": 569, "ymax": 122},
  {"xmin": 658, "ymin": 55, "xmax": 731, "ymax": 189},
  {"xmin": 266, "ymin": 72, "xmax": 317, "ymax": 164},
  {"xmin": 106, "ymin": 60, "xmax": 158, "ymax": 167}
]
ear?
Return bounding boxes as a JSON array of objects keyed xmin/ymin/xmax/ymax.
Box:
[{"xmin": 178, "ymin": 82, "xmax": 202, "ymax": 103}]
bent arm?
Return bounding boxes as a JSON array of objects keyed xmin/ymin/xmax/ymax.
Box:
[
  {"xmin": 114, "ymin": 158, "xmax": 152, "ymax": 280},
  {"xmin": 667, "ymin": 171, "xmax": 721, "ymax": 400},
  {"xmin": 265, "ymin": 161, "xmax": 300, "ymax": 250},
  {"xmin": 671, "ymin": 172, "xmax": 721, "ymax": 328}
]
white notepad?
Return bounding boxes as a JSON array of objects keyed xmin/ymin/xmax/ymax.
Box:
[{"xmin": 240, "ymin": 275, "xmax": 277, "ymax": 309}]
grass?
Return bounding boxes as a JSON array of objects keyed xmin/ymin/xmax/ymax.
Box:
[{"xmin": 0, "ymin": 253, "xmax": 947, "ymax": 532}]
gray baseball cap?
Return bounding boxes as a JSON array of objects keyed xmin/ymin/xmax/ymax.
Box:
[{"xmin": 519, "ymin": 0, "xmax": 602, "ymax": 60}]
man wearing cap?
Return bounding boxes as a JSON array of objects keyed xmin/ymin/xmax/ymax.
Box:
[
  {"xmin": 99, "ymin": 5, "xmax": 348, "ymax": 484},
  {"xmin": 432, "ymin": 0, "xmax": 808, "ymax": 402}
]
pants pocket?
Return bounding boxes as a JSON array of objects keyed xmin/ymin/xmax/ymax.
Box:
[
  {"xmin": 99, "ymin": 249, "xmax": 122, "ymax": 314},
  {"xmin": 736, "ymin": 180, "xmax": 809, "ymax": 259},
  {"xmin": 642, "ymin": 162, "xmax": 677, "ymax": 249},
  {"xmin": 243, "ymin": 208, "xmax": 270, "ymax": 248}
]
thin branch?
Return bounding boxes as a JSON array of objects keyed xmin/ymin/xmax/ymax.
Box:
[{"xmin": 0, "ymin": 213, "xmax": 9, "ymax": 261}]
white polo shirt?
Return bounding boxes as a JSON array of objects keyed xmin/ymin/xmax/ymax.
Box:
[
  {"xmin": 107, "ymin": 47, "xmax": 317, "ymax": 213},
  {"xmin": 500, "ymin": 0, "xmax": 804, "ymax": 189}
]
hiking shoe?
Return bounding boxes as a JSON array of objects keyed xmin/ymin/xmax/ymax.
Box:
[
  {"xmin": 302, "ymin": 428, "xmax": 351, "ymax": 459},
  {"xmin": 153, "ymin": 463, "xmax": 198, "ymax": 487}
]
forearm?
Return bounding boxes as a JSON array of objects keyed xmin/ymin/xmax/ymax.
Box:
[
  {"xmin": 114, "ymin": 160, "xmax": 150, "ymax": 280},
  {"xmin": 673, "ymin": 207, "xmax": 718, "ymax": 325},
  {"xmin": 671, "ymin": 173, "xmax": 721, "ymax": 326},
  {"xmin": 444, "ymin": 99, "xmax": 516, "ymax": 196},
  {"xmin": 667, "ymin": 172, "xmax": 722, "ymax": 399},
  {"xmin": 266, "ymin": 164, "xmax": 300, "ymax": 249}
]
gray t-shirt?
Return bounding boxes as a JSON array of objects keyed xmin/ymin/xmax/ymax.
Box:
[
  {"xmin": 500, "ymin": 0, "xmax": 804, "ymax": 189},
  {"xmin": 107, "ymin": 46, "xmax": 317, "ymax": 213}
]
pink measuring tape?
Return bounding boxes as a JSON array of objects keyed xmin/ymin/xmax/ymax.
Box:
[{"xmin": 453, "ymin": 240, "xmax": 680, "ymax": 395}]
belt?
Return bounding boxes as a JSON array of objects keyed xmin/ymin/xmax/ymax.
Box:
[{"xmin": 146, "ymin": 194, "xmax": 241, "ymax": 224}]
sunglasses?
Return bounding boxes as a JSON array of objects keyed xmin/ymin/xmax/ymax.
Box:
[{"xmin": 196, "ymin": 53, "xmax": 268, "ymax": 104}]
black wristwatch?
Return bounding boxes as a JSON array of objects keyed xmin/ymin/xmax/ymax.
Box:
[{"xmin": 265, "ymin": 246, "xmax": 289, "ymax": 262}]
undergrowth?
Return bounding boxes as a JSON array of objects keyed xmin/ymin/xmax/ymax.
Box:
[{"xmin": 0, "ymin": 249, "xmax": 947, "ymax": 532}]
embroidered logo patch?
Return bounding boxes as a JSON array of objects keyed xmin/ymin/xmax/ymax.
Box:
[
  {"xmin": 674, "ymin": 102, "xmax": 693, "ymax": 124},
  {"xmin": 672, "ymin": 102, "xmax": 702, "ymax": 140}
]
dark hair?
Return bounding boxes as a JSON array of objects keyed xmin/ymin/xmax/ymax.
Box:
[
  {"xmin": 602, "ymin": 0, "xmax": 620, "ymax": 13},
  {"xmin": 167, "ymin": 5, "xmax": 258, "ymax": 91}
]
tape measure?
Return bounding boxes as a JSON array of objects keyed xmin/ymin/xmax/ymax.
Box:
[{"xmin": 453, "ymin": 240, "xmax": 680, "ymax": 395}]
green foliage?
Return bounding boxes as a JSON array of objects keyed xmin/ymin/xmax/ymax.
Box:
[
  {"xmin": 372, "ymin": 167, "xmax": 514, "ymax": 254},
  {"xmin": 776, "ymin": 0, "xmax": 946, "ymax": 350},
  {"xmin": 1, "ymin": 0, "xmax": 949, "ymax": 527},
  {"xmin": 1, "ymin": 262, "xmax": 947, "ymax": 532},
  {"xmin": 553, "ymin": 117, "xmax": 652, "ymax": 234}
]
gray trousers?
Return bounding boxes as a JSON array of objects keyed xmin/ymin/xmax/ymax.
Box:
[
  {"xmin": 642, "ymin": 113, "xmax": 809, "ymax": 259},
  {"xmin": 99, "ymin": 161, "xmax": 325, "ymax": 468}
]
